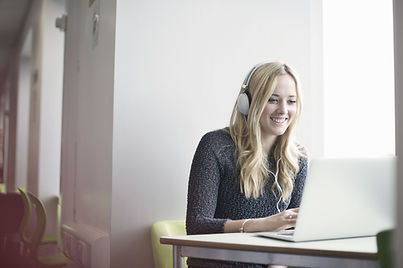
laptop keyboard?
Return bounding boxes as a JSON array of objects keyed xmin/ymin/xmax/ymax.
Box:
[{"xmin": 278, "ymin": 230, "xmax": 295, "ymax": 236}]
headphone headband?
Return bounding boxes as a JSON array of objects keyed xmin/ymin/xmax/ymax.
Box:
[
  {"xmin": 238, "ymin": 62, "xmax": 269, "ymax": 115},
  {"xmin": 241, "ymin": 62, "xmax": 269, "ymax": 90}
]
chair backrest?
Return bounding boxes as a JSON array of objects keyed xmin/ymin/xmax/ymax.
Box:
[
  {"xmin": 151, "ymin": 220, "xmax": 187, "ymax": 268},
  {"xmin": 26, "ymin": 192, "xmax": 47, "ymax": 257},
  {"xmin": 18, "ymin": 188, "xmax": 32, "ymax": 243},
  {"xmin": 0, "ymin": 183, "xmax": 5, "ymax": 193}
]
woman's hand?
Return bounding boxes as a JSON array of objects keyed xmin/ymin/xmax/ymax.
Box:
[
  {"xmin": 224, "ymin": 208, "xmax": 299, "ymax": 233},
  {"xmin": 262, "ymin": 208, "xmax": 299, "ymax": 232}
]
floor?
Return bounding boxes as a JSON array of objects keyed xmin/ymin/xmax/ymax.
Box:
[{"xmin": 0, "ymin": 234, "xmax": 48, "ymax": 268}]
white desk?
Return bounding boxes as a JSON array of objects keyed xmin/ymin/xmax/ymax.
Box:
[{"xmin": 161, "ymin": 233, "xmax": 379, "ymax": 268}]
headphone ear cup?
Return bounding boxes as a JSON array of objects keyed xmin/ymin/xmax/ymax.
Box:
[{"xmin": 237, "ymin": 93, "xmax": 251, "ymax": 115}]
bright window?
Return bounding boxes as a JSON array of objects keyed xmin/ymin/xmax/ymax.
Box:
[{"xmin": 323, "ymin": 0, "xmax": 395, "ymax": 157}]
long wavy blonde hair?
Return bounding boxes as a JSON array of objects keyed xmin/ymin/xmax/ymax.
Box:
[{"xmin": 229, "ymin": 62, "xmax": 305, "ymax": 200}]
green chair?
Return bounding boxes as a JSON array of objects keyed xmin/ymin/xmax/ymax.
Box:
[
  {"xmin": 22, "ymin": 190, "xmax": 68, "ymax": 267},
  {"xmin": 376, "ymin": 229, "xmax": 394, "ymax": 268},
  {"xmin": 151, "ymin": 220, "xmax": 188, "ymax": 268},
  {"xmin": 18, "ymin": 188, "xmax": 59, "ymax": 254},
  {"xmin": 0, "ymin": 183, "xmax": 5, "ymax": 193}
]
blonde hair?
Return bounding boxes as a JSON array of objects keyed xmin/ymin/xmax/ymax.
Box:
[{"xmin": 229, "ymin": 62, "xmax": 306, "ymax": 200}]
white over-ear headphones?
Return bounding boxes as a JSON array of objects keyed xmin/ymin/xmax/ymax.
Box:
[{"xmin": 237, "ymin": 62, "xmax": 268, "ymax": 115}]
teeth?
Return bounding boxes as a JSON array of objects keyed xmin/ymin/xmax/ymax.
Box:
[{"xmin": 271, "ymin": 118, "xmax": 287, "ymax": 123}]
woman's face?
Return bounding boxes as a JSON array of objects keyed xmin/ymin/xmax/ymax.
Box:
[{"xmin": 259, "ymin": 74, "xmax": 297, "ymax": 138}]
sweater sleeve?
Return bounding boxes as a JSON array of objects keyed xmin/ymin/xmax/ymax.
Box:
[
  {"xmin": 287, "ymin": 156, "xmax": 308, "ymax": 209},
  {"xmin": 186, "ymin": 132, "xmax": 229, "ymax": 235}
]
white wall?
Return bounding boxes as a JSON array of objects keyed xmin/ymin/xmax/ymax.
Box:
[
  {"xmin": 38, "ymin": 0, "xmax": 65, "ymax": 200},
  {"xmin": 37, "ymin": 0, "xmax": 65, "ymax": 235},
  {"xmin": 393, "ymin": 0, "xmax": 403, "ymax": 266},
  {"xmin": 15, "ymin": 28, "xmax": 33, "ymax": 190},
  {"xmin": 15, "ymin": 54, "xmax": 31, "ymax": 190},
  {"xmin": 60, "ymin": 0, "xmax": 115, "ymax": 266},
  {"xmin": 26, "ymin": 7, "xmax": 41, "ymax": 194},
  {"xmin": 2, "ymin": 72, "xmax": 14, "ymax": 190},
  {"xmin": 61, "ymin": 0, "xmax": 115, "ymax": 243},
  {"xmin": 112, "ymin": 0, "xmax": 323, "ymax": 266}
]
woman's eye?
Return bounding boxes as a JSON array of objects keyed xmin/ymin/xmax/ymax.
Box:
[
  {"xmin": 268, "ymin": 98, "xmax": 279, "ymax": 104},
  {"xmin": 288, "ymin": 100, "xmax": 297, "ymax": 104}
]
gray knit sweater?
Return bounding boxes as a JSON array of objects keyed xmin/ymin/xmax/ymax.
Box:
[{"xmin": 186, "ymin": 128, "xmax": 308, "ymax": 268}]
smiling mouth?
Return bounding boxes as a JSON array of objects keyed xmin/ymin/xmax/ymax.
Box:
[{"xmin": 271, "ymin": 117, "xmax": 288, "ymax": 124}]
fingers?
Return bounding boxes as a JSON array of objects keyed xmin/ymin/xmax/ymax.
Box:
[
  {"xmin": 266, "ymin": 212, "xmax": 297, "ymax": 232},
  {"xmin": 267, "ymin": 208, "xmax": 300, "ymax": 232},
  {"xmin": 283, "ymin": 209, "xmax": 298, "ymax": 229},
  {"xmin": 283, "ymin": 208, "xmax": 298, "ymax": 220},
  {"xmin": 272, "ymin": 212, "xmax": 297, "ymax": 232},
  {"xmin": 284, "ymin": 212, "xmax": 297, "ymax": 221},
  {"xmin": 288, "ymin": 207, "xmax": 299, "ymax": 213}
]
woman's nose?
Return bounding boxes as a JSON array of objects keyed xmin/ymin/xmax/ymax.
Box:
[{"xmin": 277, "ymin": 101, "xmax": 287, "ymax": 114}]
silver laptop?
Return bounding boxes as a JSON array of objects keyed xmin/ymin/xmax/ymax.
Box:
[{"xmin": 259, "ymin": 157, "xmax": 396, "ymax": 242}]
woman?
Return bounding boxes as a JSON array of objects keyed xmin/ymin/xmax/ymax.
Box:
[{"xmin": 186, "ymin": 62, "xmax": 308, "ymax": 268}]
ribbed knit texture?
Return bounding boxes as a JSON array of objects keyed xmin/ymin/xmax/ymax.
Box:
[{"xmin": 186, "ymin": 128, "xmax": 308, "ymax": 268}]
